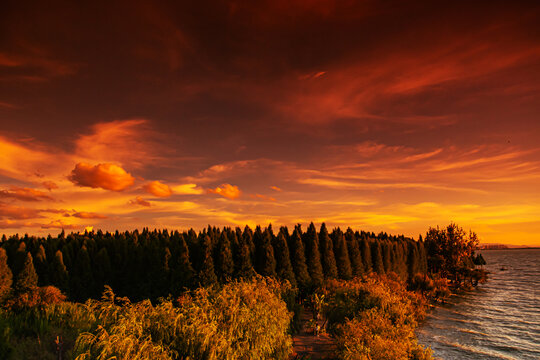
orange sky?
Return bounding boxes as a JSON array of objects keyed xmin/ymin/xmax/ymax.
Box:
[{"xmin": 1, "ymin": 1, "xmax": 539, "ymax": 246}]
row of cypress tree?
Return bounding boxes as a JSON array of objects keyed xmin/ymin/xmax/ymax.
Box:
[{"xmin": 0, "ymin": 223, "xmax": 427, "ymax": 302}]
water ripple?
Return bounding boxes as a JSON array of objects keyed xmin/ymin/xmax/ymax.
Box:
[{"xmin": 417, "ymin": 249, "xmax": 540, "ymax": 360}]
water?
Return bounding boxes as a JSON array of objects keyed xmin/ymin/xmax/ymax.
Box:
[{"xmin": 417, "ymin": 249, "xmax": 540, "ymax": 360}]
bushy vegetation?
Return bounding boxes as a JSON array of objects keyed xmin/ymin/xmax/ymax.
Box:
[
  {"xmin": 323, "ymin": 274, "xmax": 432, "ymax": 360},
  {"xmin": 1, "ymin": 278, "xmax": 293, "ymax": 360},
  {"xmin": 75, "ymin": 278, "xmax": 293, "ymax": 360}
]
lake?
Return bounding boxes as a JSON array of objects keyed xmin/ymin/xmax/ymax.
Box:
[{"xmin": 417, "ymin": 249, "xmax": 540, "ymax": 359}]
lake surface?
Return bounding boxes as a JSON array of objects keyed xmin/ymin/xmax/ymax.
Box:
[{"xmin": 417, "ymin": 249, "xmax": 540, "ymax": 360}]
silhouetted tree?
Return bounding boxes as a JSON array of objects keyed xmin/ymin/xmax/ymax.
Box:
[
  {"xmin": 273, "ymin": 231, "xmax": 296, "ymax": 286},
  {"xmin": 215, "ymin": 232, "xmax": 234, "ymax": 282},
  {"xmin": 319, "ymin": 223, "xmax": 338, "ymax": 279},
  {"xmin": 171, "ymin": 234, "xmax": 194, "ymax": 293},
  {"xmin": 0, "ymin": 248, "xmax": 12, "ymax": 301},
  {"xmin": 254, "ymin": 227, "xmax": 276, "ymax": 277},
  {"xmin": 371, "ymin": 241, "xmax": 384, "ymax": 275},
  {"xmin": 345, "ymin": 229, "xmax": 363, "ymax": 276},
  {"xmin": 34, "ymin": 244, "xmax": 49, "ymax": 286},
  {"xmin": 198, "ymin": 235, "xmax": 217, "ymax": 286},
  {"xmin": 50, "ymin": 250, "xmax": 69, "ymax": 293},
  {"xmin": 360, "ymin": 238, "xmax": 372, "ymax": 273},
  {"xmin": 304, "ymin": 223, "xmax": 324, "ymax": 287},
  {"xmin": 289, "ymin": 226, "xmax": 311, "ymax": 289},
  {"xmin": 14, "ymin": 252, "xmax": 38, "ymax": 294},
  {"xmin": 333, "ymin": 230, "xmax": 352, "ymax": 280}
]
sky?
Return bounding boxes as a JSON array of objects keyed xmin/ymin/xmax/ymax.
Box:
[{"xmin": 0, "ymin": 1, "xmax": 539, "ymax": 245}]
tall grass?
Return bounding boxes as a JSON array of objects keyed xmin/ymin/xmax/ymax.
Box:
[{"xmin": 74, "ymin": 277, "xmax": 293, "ymax": 360}]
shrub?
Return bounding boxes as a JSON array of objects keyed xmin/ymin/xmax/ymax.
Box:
[
  {"xmin": 324, "ymin": 275, "xmax": 431, "ymax": 360},
  {"xmin": 74, "ymin": 277, "xmax": 293, "ymax": 360}
]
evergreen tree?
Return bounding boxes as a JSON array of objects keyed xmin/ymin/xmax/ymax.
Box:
[
  {"xmin": 319, "ymin": 223, "xmax": 338, "ymax": 279},
  {"xmin": 273, "ymin": 231, "xmax": 296, "ymax": 286},
  {"xmin": 14, "ymin": 252, "xmax": 38, "ymax": 294},
  {"xmin": 345, "ymin": 228, "xmax": 363, "ymax": 276},
  {"xmin": 333, "ymin": 230, "xmax": 352, "ymax": 280},
  {"xmin": 360, "ymin": 238, "xmax": 372, "ymax": 273},
  {"xmin": 304, "ymin": 223, "xmax": 324, "ymax": 287},
  {"xmin": 198, "ymin": 235, "xmax": 217, "ymax": 286},
  {"xmin": 417, "ymin": 240, "xmax": 428, "ymax": 274},
  {"xmin": 407, "ymin": 241, "xmax": 420, "ymax": 279},
  {"xmin": 371, "ymin": 241, "xmax": 384, "ymax": 274},
  {"xmin": 171, "ymin": 235, "xmax": 194, "ymax": 292},
  {"xmin": 34, "ymin": 244, "xmax": 49, "ymax": 286},
  {"xmin": 50, "ymin": 250, "xmax": 69, "ymax": 293},
  {"xmin": 382, "ymin": 242, "xmax": 392, "ymax": 274},
  {"xmin": 215, "ymin": 232, "xmax": 234, "ymax": 282},
  {"xmin": 0, "ymin": 248, "xmax": 12, "ymax": 301},
  {"xmin": 254, "ymin": 228, "xmax": 276, "ymax": 277},
  {"xmin": 289, "ymin": 227, "xmax": 311, "ymax": 289},
  {"xmin": 70, "ymin": 246, "xmax": 94, "ymax": 301},
  {"xmin": 242, "ymin": 226, "xmax": 256, "ymax": 265},
  {"xmin": 94, "ymin": 247, "xmax": 112, "ymax": 290},
  {"xmin": 233, "ymin": 233, "xmax": 255, "ymax": 279}
]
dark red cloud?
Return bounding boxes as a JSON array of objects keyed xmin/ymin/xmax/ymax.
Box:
[
  {"xmin": 0, "ymin": 186, "xmax": 53, "ymax": 201},
  {"xmin": 72, "ymin": 211, "xmax": 107, "ymax": 219},
  {"xmin": 0, "ymin": 1, "xmax": 539, "ymax": 244}
]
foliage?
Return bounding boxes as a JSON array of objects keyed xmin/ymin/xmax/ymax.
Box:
[
  {"xmin": 0, "ymin": 300, "xmax": 95, "ymax": 360},
  {"xmin": 0, "ymin": 248, "xmax": 12, "ymax": 302},
  {"xmin": 424, "ymin": 223, "xmax": 479, "ymax": 283},
  {"xmin": 323, "ymin": 275, "xmax": 432, "ymax": 360},
  {"xmin": 335, "ymin": 308, "xmax": 432, "ymax": 360},
  {"xmin": 74, "ymin": 278, "xmax": 293, "ymax": 360}
]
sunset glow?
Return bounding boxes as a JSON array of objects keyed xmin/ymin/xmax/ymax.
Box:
[{"xmin": 1, "ymin": 1, "xmax": 539, "ymax": 246}]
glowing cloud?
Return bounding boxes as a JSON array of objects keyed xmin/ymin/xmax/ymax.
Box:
[
  {"xmin": 251, "ymin": 194, "xmax": 276, "ymax": 202},
  {"xmin": 72, "ymin": 212, "xmax": 108, "ymax": 219},
  {"xmin": 41, "ymin": 220, "xmax": 79, "ymax": 230},
  {"xmin": 0, "ymin": 186, "xmax": 53, "ymax": 201},
  {"xmin": 208, "ymin": 184, "xmax": 242, "ymax": 200},
  {"xmin": 129, "ymin": 196, "xmax": 151, "ymax": 207},
  {"xmin": 171, "ymin": 183, "xmax": 204, "ymax": 195},
  {"xmin": 143, "ymin": 181, "xmax": 173, "ymax": 197},
  {"xmin": 0, "ymin": 204, "xmax": 41, "ymax": 219},
  {"xmin": 68, "ymin": 162, "xmax": 135, "ymax": 191},
  {"xmin": 42, "ymin": 181, "xmax": 58, "ymax": 191}
]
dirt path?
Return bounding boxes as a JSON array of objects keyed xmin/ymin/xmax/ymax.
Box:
[{"xmin": 291, "ymin": 307, "xmax": 337, "ymax": 359}]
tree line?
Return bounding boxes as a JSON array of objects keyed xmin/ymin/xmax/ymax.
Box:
[{"xmin": 0, "ymin": 223, "xmax": 429, "ymax": 302}]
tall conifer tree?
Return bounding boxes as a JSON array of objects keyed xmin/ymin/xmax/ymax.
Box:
[
  {"xmin": 51, "ymin": 250, "xmax": 69, "ymax": 293},
  {"xmin": 360, "ymin": 238, "xmax": 372, "ymax": 273},
  {"xmin": 254, "ymin": 228, "xmax": 276, "ymax": 277},
  {"xmin": 233, "ymin": 233, "xmax": 255, "ymax": 279},
  {"xmin": 198, "ymin": 235, "xmax": 217, "ymax": 286},
  {"xmin": 371, "ymin": 241, "xmax": 385, "ymax": 274},
  {"xmin": 333, "ymin": 230, "xmax": 352, "ymax": 280},
  {"xmin": 14, "ymin": 252, "xmax": 38, "ymax": 294},
  {"xmin": 34, "ymin": 244, "xmax": 49, "ymax": 286},
  {"xmin": 345, "ymin": 228, "xmax": 363, "ymax": 276},
  {"xmin": 290, "ymin": 226, "xmax": 311, "ymax": 289},
  {"xmin": 0, "ymin": 248, "xmax": 12, "ymax": 301},
  {"xmin": 216, "ymin": 232, "xmax": 234, "ymax": 281},
  {"xmin": 319, "ymin": 223, "xmax": 338, "ymax": 279},
  {"xmin": 171, "ymin": 234, "xmax": 194, "ymax": 292},
  {"xmin": 304, "ymin": 223, "xmax": 324, "ymax": 287},
  {"xmin": 273, "ymin": 231, "xmax": 296, "ymax": 286}
]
